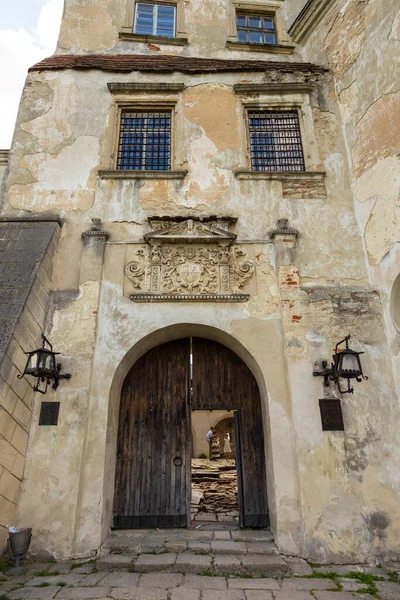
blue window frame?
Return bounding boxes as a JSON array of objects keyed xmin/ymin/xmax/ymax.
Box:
[
  {"xmin": 134, "ymin": 2, "xmax": 176, "ymax": 38},
  {"xmin": 117, "ymin": 111, "xmax": 172, "ymax": 171},
  {"xmin": 248, "ymin": 111, "xmax": 305, "ymax": 172}
]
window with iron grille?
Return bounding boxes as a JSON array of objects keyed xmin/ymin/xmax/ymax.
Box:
[
  {"xmin": 236, "ymin": 14, "xmax": 277, "ymax": 45},
  {"xmin": 134, "ymin": 2, "xmax": 176, "ymax": 37},
  {"xmin": 117, "ymin": 110, "xmax": 171, "ymax": 171},
  {"xmin": 248, "ymin": 110, "xmax": 305, "ymax": 172}
]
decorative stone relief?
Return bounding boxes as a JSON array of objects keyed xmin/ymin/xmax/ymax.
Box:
[{"xmin": 125, "ymin": 218, "xmax": 255, "ymax": 302}]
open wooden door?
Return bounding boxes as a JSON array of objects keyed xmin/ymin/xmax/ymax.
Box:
[
  {"xmin": 192, "ymin": 337, "xmax": 269, "ymax": 527},
  {"xmin": 113, "ymin": 338, "xmax": 191, "ymax": 528}
]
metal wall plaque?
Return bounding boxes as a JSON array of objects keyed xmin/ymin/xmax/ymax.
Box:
[
  {"xmin": 39, "ymin": 402, "xmax": 60, "ymax": 426},
  {"xmin": 319, "ymin": 399, "xmax": 344, "ymax": 431}
]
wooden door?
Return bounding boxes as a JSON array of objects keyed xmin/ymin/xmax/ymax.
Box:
[
  {"xmin": 234, "ymin": 410, "xmax": 244, "ymax": 528},
  {"xmin": 113, "ymin": 338, "xmax": 191, "ymax": 528},
  {"xmin": 192, "ymin": 337, "xmax": 269, "ymax": 527}
]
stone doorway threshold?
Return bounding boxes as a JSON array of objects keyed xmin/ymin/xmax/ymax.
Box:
[{"xmin": 100, "ymin": 526, "xmax": 292, "ymax": 577}]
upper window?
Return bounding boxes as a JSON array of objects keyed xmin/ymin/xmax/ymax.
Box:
[
  {"xmin": 134, "ymin": 2, "xmax": 176, "ymax": 38},
  {"xmin": 248, "ymin": 110, "xmax": 305, "ymax": 172},
  {"xmin": 236, "ymin": 13, "xmax": 277, "ymax": 45},
  {"xmin": 117, "ymin": 110, "xmax": 171, "ymax": 171}
]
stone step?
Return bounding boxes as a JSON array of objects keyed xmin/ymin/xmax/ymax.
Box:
[
  {"xmin": 103, "ymin": 537, "xmax": 278, "ymax": 557},
  {"xmin": 98, "ymin": 552, "xmax": 289, "ymax": 576}
]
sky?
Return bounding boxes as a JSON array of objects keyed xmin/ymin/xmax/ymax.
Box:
[{"xmin": 0, "ymin": 0, "xmax": 64, "ymax": 148}]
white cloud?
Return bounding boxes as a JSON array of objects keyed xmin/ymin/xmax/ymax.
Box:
[{"xmin": 0, "ymin": 0, "xmax": 64, "ymax": 148}]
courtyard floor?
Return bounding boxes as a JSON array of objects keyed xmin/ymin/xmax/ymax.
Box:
[{"xmin": 1, "ymin": 527, "xmax": 399, "ymax": 600}]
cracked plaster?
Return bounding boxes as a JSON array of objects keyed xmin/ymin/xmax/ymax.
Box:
[{"xmin": 2, "ymin": 0, "xmax": 400, "ymax": 564}]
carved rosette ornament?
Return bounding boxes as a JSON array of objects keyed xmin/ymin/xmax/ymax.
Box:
[{"xmin": 124, "ymin": 218, "xmax": 255, "ymax": 302}]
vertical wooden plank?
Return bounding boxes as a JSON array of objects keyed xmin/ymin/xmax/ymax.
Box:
[
  {"xmin": 192, "ymin": 337, "xmax": 269, "ymax": 528},
  {"xmin": 235, "ymin": 410, "xmax": 244, "ymax": 528}
]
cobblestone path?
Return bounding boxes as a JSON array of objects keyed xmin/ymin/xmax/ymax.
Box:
[{"xmin": 1, "ymin": 528, "xmax": 399, "ymax": 600}]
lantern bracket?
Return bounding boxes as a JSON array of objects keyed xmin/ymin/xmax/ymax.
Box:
[
  {"xmin": 17, "ymin": 333, "xmax": 71, "ymax": 395},
  {"xmin": 313, "ymin": 334, "xmax": 368, "ymax": 394},
  {"xmin": 313, "ymin": 360, "xmax": 334, "ymax": 388}
]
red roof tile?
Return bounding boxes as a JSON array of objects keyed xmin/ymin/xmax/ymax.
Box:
[{"xmin": 29, "ymin": 54, "xmax": 326, "ymax": 74}]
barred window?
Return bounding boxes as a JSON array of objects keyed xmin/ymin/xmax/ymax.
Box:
[
  {"xmin": 134, "ymin": 2, "xmax": 176, "ymax": 37},
  {"xmin": 236, "ymin": 14, "xmax": 277, "ymax": 45},
  {"xmin": 117, "ymin": 110, "xmax": 171, "ymax": 171},
  {"xmin": 248, "ymin": 110, "xmax": 305, "ymax": 172}
]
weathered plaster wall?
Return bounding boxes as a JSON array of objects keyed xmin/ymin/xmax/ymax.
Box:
[
  {"xmin": 3, "ymin": 68, "xmax": 366, "ymax": 283},
  {"xmin": 1, "ymin": 0, "xmax": 399, "ymax": 563},
  {"xmin": 286, "ymin": 0, "xmax": 400, "ymax": 561},
  {"xmin": 56, "ymin": 0, "xmax": 302, "ymax": 61},
  {"xmin": 285, "ymin": 0, "xmax": 310, "ymax": 27}
]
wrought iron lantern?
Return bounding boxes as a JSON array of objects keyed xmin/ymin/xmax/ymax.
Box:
[
  {"xmin": 313, "ymin": 334, "xmax": 368, "ymax": 394},
  {"xmin": 18, "ymin": 334, "xmax": 71, "ymax": 394}
]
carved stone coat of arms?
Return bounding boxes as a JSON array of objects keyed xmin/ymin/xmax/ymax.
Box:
[{"xmin": 125, "ymin": 218, "xmax": 255, "ymax": 302}]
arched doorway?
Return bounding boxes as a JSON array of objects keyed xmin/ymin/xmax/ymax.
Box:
[
  {"xmin": 214, "ymin": 416, "xmax": 236, "ymax": 457},
  {"xmin": 113, "ymin": 337, "xmax": 269, "ymax": 529}
]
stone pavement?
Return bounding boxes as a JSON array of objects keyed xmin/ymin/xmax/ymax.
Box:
[
  {"xmin": 1, "ymin": 527, "xmax": 399, "ymax": 600},
  {"xmin": 1, "ymin": 560, "xmax": 400, "ymax": 600}
]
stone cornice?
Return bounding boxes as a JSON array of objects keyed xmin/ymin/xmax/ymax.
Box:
[
  {"xmin": 144, "ymin": 217, "xmax": 237, "ymax": 245},
  {"xmin": 234, "ymin": 170, "xmax": 326, "ymax": 181},
  {"xmin": 81, "ymin": 230, "xmax": 110, "ymax": 241},
  {"xmin": 269, "ymin": 219, "xmax": 299, "ymax": 240},
  {"xmin": 234, "ymin": 82, "xmax": 312, "ymax": 94},
  {"xmin": 129, "ymin": 293, "xmax": 250, "ymax": 302},
  {"xmin": 226, "ymin": 41, "xmax": 295, "ymax": 54},
  {"xmin": 81, "ymin": 219, "xmax": 110, "ymax": 242},
  {"xmin": 119, "ymin": 32, "xmax": 188, "ymax": 45},
  {"xmin": 98, "ymin": 170, "xmax": 188, "ymax": 180},
  {"xmin": 108, "ymin": 82, "xmax": 185, "ymax": 93},
  {"xmin": 289, "ymin": 0, "xmax": 338, "ymax": 43}
]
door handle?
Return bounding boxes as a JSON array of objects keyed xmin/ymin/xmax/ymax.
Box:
[{"xmin": 173, "ymin": 456, "xmax": 183, "ymax": 467}]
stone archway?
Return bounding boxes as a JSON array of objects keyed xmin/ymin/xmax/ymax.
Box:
[
  {"xmin": 103, "ymin": 323, "xmax": 275, "ymax": 535},
  {"xmin": 111, "ymin": 334, "xmax": 269, "ymax": 528},
  {"xmin": 73, "ymin": 322, "xmax": 302, "ymax": 558},
  {"xmin": 214, "ymin": 416, "xmax": 236, "ymax": 457}
]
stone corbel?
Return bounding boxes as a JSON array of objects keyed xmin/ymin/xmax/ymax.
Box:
[
  {"xmin": 80, "ymin": 219, "xmax": 110, "ymax": 284},
  {"xmin": 270, "ymin": 218, "xmax": 299, "ymax": 267},
  {"xmin": 81, "ymin": 219, "xmax": 110, "ymax": 244}
]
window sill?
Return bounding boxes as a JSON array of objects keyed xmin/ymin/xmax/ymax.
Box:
[
  {"xmin": 234, "ymin": 170, "xmax": 325, "ymax": 181},
  {"xmin": 226, "ymin": 41, "xmax": 295, "ymax": 54},
  {"xmin": 98, "ymin": 170, "xmax": 188, "ymax": 180},
  {"xmin": 119, "ymin": 32, "xmax": 188, "ymax": 46}
]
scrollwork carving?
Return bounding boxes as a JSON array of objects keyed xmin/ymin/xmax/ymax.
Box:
[
  {"xmin": 125, "ymin": 249, "xmax": 146, "ymax": 289},
  {"xmin": 230, "ymin": 247, "xmax": 255, "ymax": 291},
  {"xmin": 125, "ymin": 219, "xmax": 255, "ymax": 301}
]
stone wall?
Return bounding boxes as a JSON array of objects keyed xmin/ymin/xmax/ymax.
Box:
[
  {"xmin": 0, "ymin": 0, "xmax": 398, "ymax": 565},
  {"xmin": 56, "ymin": 0, "xmax": 301, "ymax": 61},
  {"xmin": 0, "ymin": 151, "xmax": 9, "ymax": 203},
  {"xmin": 297, "ymin": 0, "xmax": 400, "ymax": 397},
  {"xmin": 2, "ymin": 63, "xmax": 399, "ymax": 563},
  {"xmin": 0, "ymin": 220, "xmax": 60, "ymax": 552}
]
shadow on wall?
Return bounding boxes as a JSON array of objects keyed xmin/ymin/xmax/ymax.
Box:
[{"xmin": 390, "ymin": 273, "xmax": 400, "ymax": 333}]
